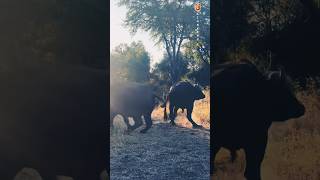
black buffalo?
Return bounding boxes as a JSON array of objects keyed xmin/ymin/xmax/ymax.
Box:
[
  {"xmin": 110, "ymin": 81, "xmax": 158, "ymax": 133},
  {"xmin": 163, "ymin": 81, "xmax": 205, "ymax": 128},
  {"xmin": 0, "ymin": 64, "xmax": 107, "ymax": 180},
  {"xmin": 212, "ymin": 61, "xmax": 305, "ymax": 179}
]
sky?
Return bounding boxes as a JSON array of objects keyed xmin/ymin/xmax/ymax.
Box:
[{"xmin": 110, "ymin": 0, "xmax": 164, "ymax": 65}]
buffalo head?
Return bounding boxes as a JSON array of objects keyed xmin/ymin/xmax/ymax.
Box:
[
  {"xmin": 266, "ymin": 68, "xmax": 305, "ymax": 121},
  {"xmin": 192, "ymin": 84, "xmax": 205, "ymax": 100}
]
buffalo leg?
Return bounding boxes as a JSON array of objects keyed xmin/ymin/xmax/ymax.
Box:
[
  {"xmin": 130, "ymin": 116, "xmax": 143, "ymax": 131},
  {"xmin": 110, "ymin": 112, "xmax": 117, "ymax": 129},
  {"xmin": 244, "ymin": 135, "xmax": 267, "ymax": 180},
  {"xmin": 171, "ymin": 106, "xmax": 180, "ymax": 126},
  {"xmin": 186, "ymin": 105, "xmax": 201, "ymax": 128},
  {"xmin": 230, "ymin": 149, "xmax": 237, "ymax": 162},
  {"xmin": 211, "ymin": 143, "xmax": 220, "ymax": 175},
  {"xmin": 123, "ymin": 117, "xmax": 134, "ymax": 132},
  {"xmin": 140, "ymin": 113, "xmax": 152, "ymax": 133},
  {"xmin": 169, "ymin": 103, "xmax": 176, "ymax": 126}
]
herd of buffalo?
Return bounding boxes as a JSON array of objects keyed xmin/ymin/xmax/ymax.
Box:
[
  {"xmin": 0, "ymin": 60, "xmax": 305, "ymax": 179},
  {"xmin": 110, "ymin": 80, "xmax": 205, "ymax": 133}
]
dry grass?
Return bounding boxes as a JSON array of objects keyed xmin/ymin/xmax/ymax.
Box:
[
  {"xmin": 152, "ymin": 89, "xmax": 210, "ymax": 129},
  {"xmin": 262, "ymin": 81, "xmax": 320, "ymax": 180},
  {"xmin": 212, "ymin": 79, "xmax": 320, "ymax": 180}
]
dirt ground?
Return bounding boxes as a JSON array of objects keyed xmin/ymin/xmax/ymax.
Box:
[{"xmin": 110, "ymin": 120, "xmax": 210, "ymax": 180}]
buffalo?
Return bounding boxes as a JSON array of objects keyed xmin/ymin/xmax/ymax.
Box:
[
  {"xmin": 110, "ymin": 81, "xmax": 159, "ymax": 133},
  {"xmin": 0, "ymin": 64, "xmax": 108, "ymax": 180},
  {"xmin": 212, "ymin": 61, "xmax": 305, "ymax": 179},
  {"xmin": 163, "ymin": 81, "xmax": 205, "ymax": 128}
]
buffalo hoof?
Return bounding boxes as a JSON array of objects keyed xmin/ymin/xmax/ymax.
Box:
[
  {"xmin": 124, "ymin": 129, "xmax": 132, "ymax": 134},
  {"xmin": 170, "ymin": 121, "xmax": 176, "ymax": 126},
  {"xmin": 140, "ymin": 129, "xmax": 148, "ymax": 133},
  {"xmin": 192, "ymin": 124, "xmax": 202, "ymax": 129}
]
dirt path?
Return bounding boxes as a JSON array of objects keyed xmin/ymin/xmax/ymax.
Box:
[{"xmin": 110, "ymin": 121, "xmax": 210, "ymax": 180}]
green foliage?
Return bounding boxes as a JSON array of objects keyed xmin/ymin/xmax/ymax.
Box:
[
  {"xmin": 119, "ymin": 0, "xmax": 195, "ymax": 39},
  {"xmin": 111, "ymin": 41, "xmax": 150, "ymax": 83},
  {"xmin": 186, "ymin": 64, "xmax": 210, "ymax": 86},
  {"xmin": 152, "ymin": 54, "xmax": 189, "ymax": 82},
  {"xmin": 314, "ymin": 0, "xmax": 320, "ymax": 8},
  {"xmin": 248, "ymin": 0, "xmax": 303, "ymax": 37},
  {"xmin": 213, "ymin": 0, "xmax": 251, "ymax": 63},
  {"xmin": 114, "ymin": 0, "xmax": 211, "ymax": 87},
  {"xmin": 213, "ymin": 0, "xmax": 320, "ymax": 79},
  {"xmin": 0, "ymin": 0, "xmax": 107, "ymax": 69},
  {"xmin": 119, "ymin": 0, "xmax": 210, "ymax": 83}
]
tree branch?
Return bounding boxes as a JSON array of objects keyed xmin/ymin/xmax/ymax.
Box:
[
  {"xmin": 176, "ymin": 24, "xmax": 185, "ymax": 57},
  {"xmin": 162, "ymin": 33, "xmax": 172, "ymax": 59}
]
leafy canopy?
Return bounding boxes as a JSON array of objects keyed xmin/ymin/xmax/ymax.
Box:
[{"xmin": 111, "ymin": 41, "xmax": 150, "ymax": 83}]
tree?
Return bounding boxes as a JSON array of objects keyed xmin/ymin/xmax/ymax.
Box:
[
  {"xmin": 266, "ymin": 0, "xmax": 320, "ymax": 79},
  {"xmin": 213, "ymin": 0, "xmax": 251, "ymax": 63},
  {"xmin": 247, "ymin": 0, "xmax": 303, "ymax": 69},
  {"xmin": 111, "ymin": 41, "xmax": 151, "ymax": 83},
  {"xmin": 183, "ymin": 32, "xmax": 210, "ymax": 86},
  {"xmin": 152, "ymin": 54, "xmax": 189, "ymax": 81},
  {"xmin": 183, "ymin": 0, "xmax": 210, "ymax": 66},
  {"xmin": 0, "ymin": 0, "xmax": 108, "ymax": 69},
  {"xmin": 119, "ymin": 0, "xmax": 209, "ymax": 84}
]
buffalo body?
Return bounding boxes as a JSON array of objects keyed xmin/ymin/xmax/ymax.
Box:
[
  {"xmin": 110, "ymin": 81, "xmax": 156, "ymax": 133},
  {"xmin": 212, "ymin": 61, "xmax": 305, "ymax": 179},
  {"xmin": 0, "ymin": 64, "xmax": 108, "ymax": 180},
  {"xmin": 163, "ymin": 81, "xmax": 205, "ymax": 128}
]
